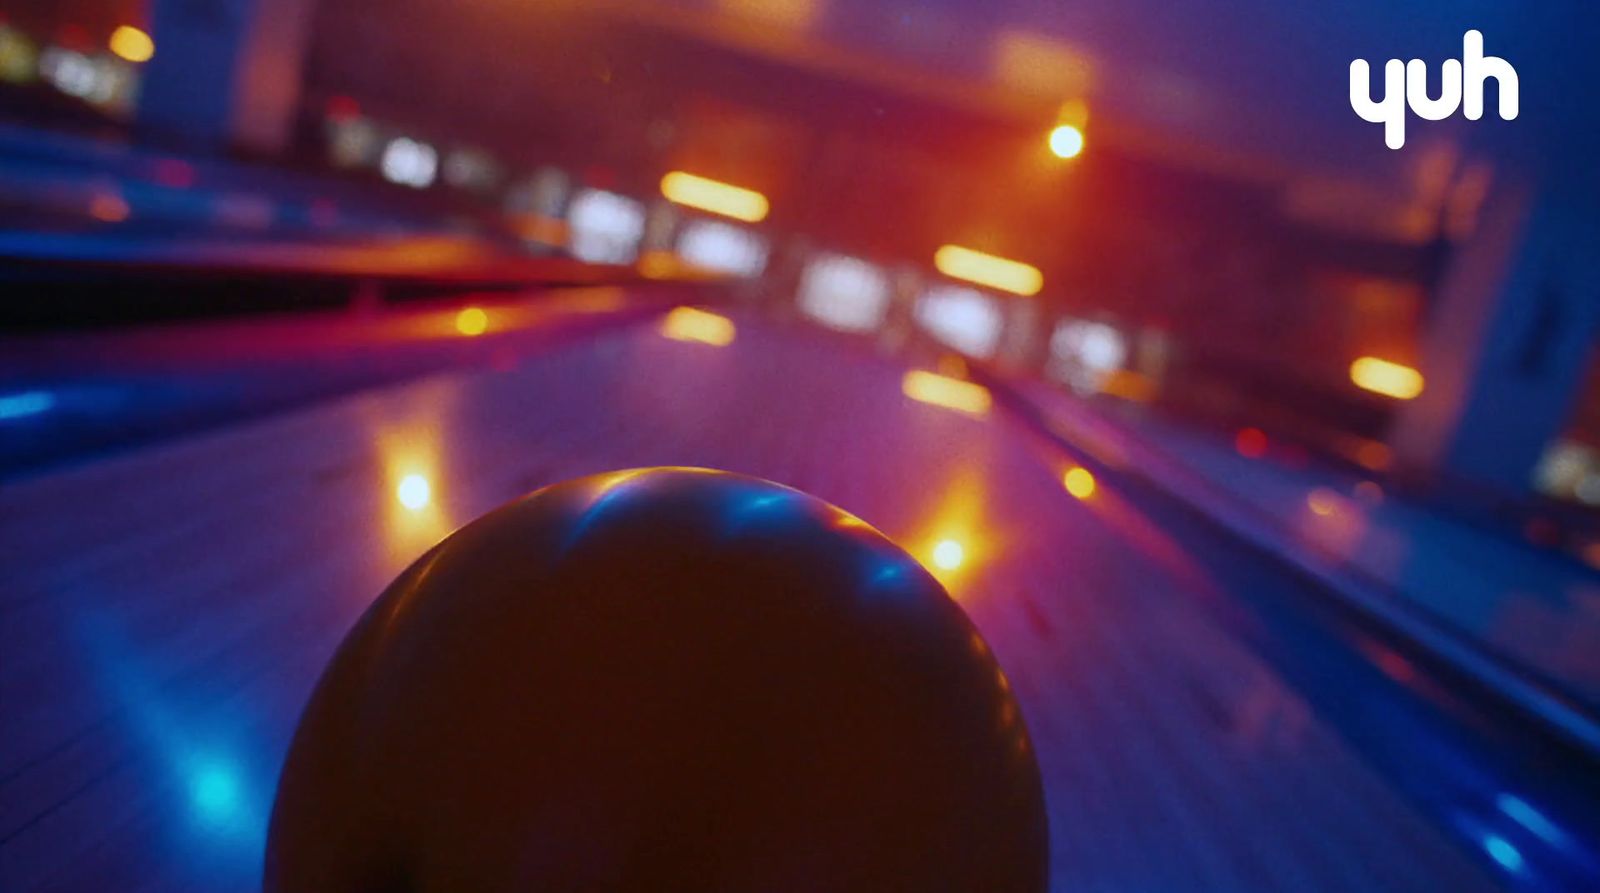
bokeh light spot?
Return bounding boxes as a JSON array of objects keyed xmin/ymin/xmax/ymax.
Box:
[
  {"xmin": 1063, "ymin": 466, "xmax": 1096, "ymax": 499},
  {"xmin": 932, "ymin": 539, "xmax": 965, "ymax": 571},
  {"xmin": 455, "ymin": 306, "xmax": 488, "ymax": 336},
  {"xmin": 397, "ymin": 474, "xmax": 431, "ymax": 510},
  {"xmin": 109, "ymin": 25, "xmax": 153, "ymax": 63},
  {"xmin": 1235, "ymin": 427, "xmax": 1268, "ymax": 458},
  {"xmin": 1048, "ymin": 124, "xmax": 1085, "ymax": 159}
]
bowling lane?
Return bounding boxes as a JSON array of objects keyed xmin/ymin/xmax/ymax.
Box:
[
  {"xmin": 0, "ymin": 309, "xmax": 1503, "ymax": 892},
  {"xmin": 0, "ymin": 285, "xmax": 689, "ymax": 480}
]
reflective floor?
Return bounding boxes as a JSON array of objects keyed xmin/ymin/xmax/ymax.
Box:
[
  {"xmin": 1085, "ymin": 404, "xmax": 1600, "ymax": 712},
  {"xmin": 0, "ymin": 303, "xmax": 1580, "ymax": 891}
]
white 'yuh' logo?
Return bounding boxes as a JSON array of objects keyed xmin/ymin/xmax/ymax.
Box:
[{"xmin": 1350, "ymin": 30, "xmax": 1518, "ymax": 150}]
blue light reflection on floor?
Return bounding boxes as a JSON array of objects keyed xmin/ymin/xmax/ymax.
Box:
[
  {"xmin": 71, "ymin": 610, "xmax": 272, "ymax": 882},
  {"xmin": 187, "ymin": 756, "xmax": 248, "ymax": 833},
  {"xmin": 1497, "ymin": 793, "xmax": 1566, "ymax": 848},
  {"xmin": 1483, "ymin": 833, "xmax": 1527, "ymax": 874},
  {"xmin": 0, "ymin": 390, "xmax": 55, "ymax": 420}
]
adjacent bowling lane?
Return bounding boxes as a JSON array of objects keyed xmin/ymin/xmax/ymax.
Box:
[
  {"xmin": 0, "ymin": 285, "xmax": 697, "ymax": 479},
  {"xmin": 0, "ymin": 308, "xmax": 1519, "ymax": 891}
]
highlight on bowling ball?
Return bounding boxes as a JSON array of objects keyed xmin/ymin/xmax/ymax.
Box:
[{"xmin": 265, "ymin": 467, "xmax": 1047, "ymax": 892}]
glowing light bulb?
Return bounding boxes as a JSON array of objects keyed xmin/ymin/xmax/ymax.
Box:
[
  {"xmin": 397, "ymin": 474, "xmax": 431, "ymax": 510},
  {"xmin": 1350, "ymin": 356, "xmax": 1424, "ymax": 399},
  {"xmin": 932, "ymin": 539, "xmax": 964, "ymax": 571},
  {"xmin": 1048, "ymin": 124, "xmax": 1085, "ymax": 159},
  {"xmin": 932, "ymin": 245, "xmax": 1042, "ymax": 297},
  {"xmin": 455, "ymin": 306, "xmax": 488, "ymax": 336},
  {"xmin": 1063, "ymin": 466, "xmax": 1096, "ymax": 499},
  {"xmin": 660, "ymin": 171, "xmax": 769, "ymax": 222},
  {"xmin": 109, "ymin": 25, "xmax": 154, "ymax": 63}
]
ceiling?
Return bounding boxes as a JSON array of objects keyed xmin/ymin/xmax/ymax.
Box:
[{"xmin": 589, "ymin": 0, "xmax": 1600, "ymax": 235}]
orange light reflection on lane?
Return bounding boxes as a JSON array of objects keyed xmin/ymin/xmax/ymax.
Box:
[
  {"xmin": 902, "ymin": 370, "xmax": 992, "ymax": 416},
  {"xmin": 902, "ymin": 469, "xmax": 996, "ymax": 598},
  {"xmin": 1350, "ymin": 356, "xmax": 1424, "ymax": 399},
  {"xmin": 454, "ymin": 306, "xmax": 488, "ymax": 336},
  {"xmin": 660, "ymin": 306, "xmax": 735, "ymax": 346},
  {"xmin": 377, "ymin": 418, "xmax": 454, "ymax": 569}
]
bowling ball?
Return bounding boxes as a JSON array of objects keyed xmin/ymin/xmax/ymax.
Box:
[{"xmin": 266, "ymin": 467, "xmax": 1046, "ymax": 892}]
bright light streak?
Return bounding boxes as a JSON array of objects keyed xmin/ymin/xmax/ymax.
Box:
[
  {"xmin": 934, "ymin": 245, "xmax": 1043, "ymax": 296},
  {"xmin": 1063, "ymin": 466, "xmax": 1096, "ymax": 499},
  {"xmin": 660, "ymin": 171, "xmax": 769, "ymax": 222},
  {"xmin": 661, "ymin": 306, "xmax": 736, "ymax": 346},
  {"xmin": 454, "ymin": 306, "xmax": 488, "ymax": 336},
  {"xmin": 1048, "ymin": 123, "xmax": 1085, "ymax": 158},
  {"xmin": 902, "ymin": 370, "xmax": 992, "ymax": 416},
  {"xmin": 1350, "ymin": 356, "xmax": 1424, "ymax": 399},
  {"xmin": 0, "ymin": 390, "xmax": 55, "ymax": 420},
  {"xmin": 396, "ymin": 474, "xmax": 431, "ymax": 510},
  {"xmin": 932, "ymin": 539, "xmax": 965, "ymax": 570},
  {"xmin": 380, "ymin": 137, "xmax": 438, "ymax": 189},
  {"xmin": 109, "ymin": 25, "xmax": 154, "ymax": 62}
]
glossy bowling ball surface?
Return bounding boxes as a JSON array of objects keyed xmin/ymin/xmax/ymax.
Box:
[{"xmin": 266, "ymin": 467, "xmax": 1046, "ymax": 892}]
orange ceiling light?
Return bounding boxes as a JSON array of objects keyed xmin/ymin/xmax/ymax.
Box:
[
  {"xmin": 1048, "ymin": 124, "xmax": 1085, "ymax": 159},
  {"xmin": 933, "ymin": 245, "xmax": 1043, "ymax": 296},
  {"xmin": 660, "ymin": 171, "xmax": 769, "ymax": 222},
  {"xmin": 1350, "ymin": 356, "xmax": 1424, "ymax": 399},
  {"xmin": 902, "ymin": 370, "xmax": 992, "ymax": 416},
  {"xmin": 109, "ymin": 25, "xmax": 154, "ymax": 62},
  {"xmin": 660, "ymin": 306, "xmax": 736, "ymax": 346}
]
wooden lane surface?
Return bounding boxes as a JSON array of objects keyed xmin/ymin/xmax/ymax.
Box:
[{"xmin": 0, "ymin": 315, "xmax": 1502, "ymax": 892}]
